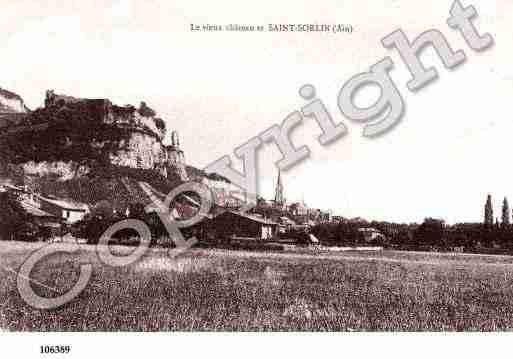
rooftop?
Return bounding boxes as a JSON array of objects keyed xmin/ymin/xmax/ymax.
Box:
[
  {"xmin": 20, "ymin": 201, "xmax": 58, "ymax": 218},
  {"xmin": 37, "ymin": 195, "xmax": 89, "ymax": 211}
]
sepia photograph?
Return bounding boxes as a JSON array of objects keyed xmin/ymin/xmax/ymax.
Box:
[{"xmin": 0, "ymin": 0, "xmax": 512, "ymax": 356}]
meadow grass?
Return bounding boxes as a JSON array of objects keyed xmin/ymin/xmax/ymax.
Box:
[{"xmin": 1, "ymin": 241, "xmax": 513, "ymax": 331}]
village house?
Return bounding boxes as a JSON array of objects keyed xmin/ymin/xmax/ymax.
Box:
[
  {"xmin": 1, "ymin": 183, "xmax": 89, "ymax": 225},
  {"xmin": 20, "ymin": 201, "xmax": 62, "ymax": 231},
  {"xmin": 37, "ymin": 195, "xmax": 89, "ymax": 224},
  {"xmin": 1, "ymin": 183, "xmax": 63, "ymax": 238},
  {"xmin": 358, "ymin": 227, "xmax": 386, "ymax": 243},
  {"xmin": 207, "ymin": 210, "xmax": 279, "ymax": 240}
]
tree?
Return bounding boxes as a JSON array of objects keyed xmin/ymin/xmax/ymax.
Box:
[
  {"xmin": 336, "ymin": 221, "xmax": 360, "ymax": 245},
  {"xmin": 75, "ymin": 215, "xmax": 111, "ymax": 245},
  {"xmin": 90, "ymin": 200, "xmax": 114, "ymax": 219},
  {"xmin": 414, "ymin": 218, "xmax": 445, "ymax": 247},
  {"xmin": 484, "ymin": 194, "xmax": 494, "ymax": 227},
  {"xmin": 138, "ymin": 101, "xmax": 156, "ymax": 117},
  {"xmin": 154, "ymin": 117, "xmax": 166, "ymax": 131},
  {"xmin": 0, "ymin": 191, "xmax": 33, "ymax": 241},
  {"xmin": 502, "ymin": 197, "xmax": 510, "ymax": 227},
  {"xmin": 128, "ymin": 202, "xmax": 145, "ymax": 219}
]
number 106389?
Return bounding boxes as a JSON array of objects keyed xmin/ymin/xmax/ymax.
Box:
[{"xmin": 40, "ymin": 346, "xmax": 71, "ymax": 354}]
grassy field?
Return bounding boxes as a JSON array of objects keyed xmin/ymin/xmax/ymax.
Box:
[{"xmin": 1, "ymin": 241, "xmax": 513, "ymax": 331}]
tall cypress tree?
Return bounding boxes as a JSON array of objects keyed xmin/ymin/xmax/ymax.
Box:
[
  {"xmin": 502, "ymin": 197, "xmax": 510, "ymax": 227},
  {"xmin": 484, "ymin": 194, "xmax": 493, "ymax": 227}
]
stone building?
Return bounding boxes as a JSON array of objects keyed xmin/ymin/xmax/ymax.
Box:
[
  {"xmin": 206, "ymin": 210, "xmax": 279, "ymax": 240},
  {"xmin": 163, "ymin": 131, "xmax": 188, "ymax": 181}
]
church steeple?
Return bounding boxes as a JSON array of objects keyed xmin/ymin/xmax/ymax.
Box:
[
  {"xmin": 165, "ymin": 130, "xmax": 188, "ymax": 181},
  {"xmin": 274, "ymin": 169, "xmax": 284, "ymax": 205}
]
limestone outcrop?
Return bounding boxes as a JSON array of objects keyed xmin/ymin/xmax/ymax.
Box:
[{"xmin": 0, "ymin": 89, "xmax": 188, "ymax": 182}]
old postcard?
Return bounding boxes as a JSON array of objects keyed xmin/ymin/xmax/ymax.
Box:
[{"xmin": 0, "ymin": 0, "xmax": 511, "ymax": 356}]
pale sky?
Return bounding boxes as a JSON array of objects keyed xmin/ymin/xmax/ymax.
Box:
[{"xmin": 0, "ymin": 0, "xmax": 511, "ymax": 223}]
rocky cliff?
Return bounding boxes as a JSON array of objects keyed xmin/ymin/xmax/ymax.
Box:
[
  {"xmin": 0, "ymin": 89, "xmax": 188, "ymax": 182},
  {"xmin": 0, "ymin": 88, "xmax": 232, "ymax": 208}
]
